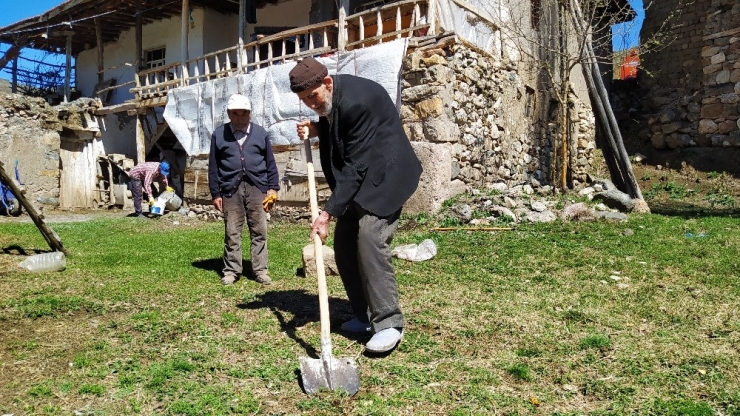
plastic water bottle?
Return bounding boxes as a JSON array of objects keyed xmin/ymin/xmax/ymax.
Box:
[{"xmin": 18, "ymin": 252, "xmax": 67, "ymax": 272}]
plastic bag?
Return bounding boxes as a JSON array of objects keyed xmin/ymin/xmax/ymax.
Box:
[
  {"xmin": 18, "ymin": 252, "xmax": 67, "ymax": 272},
  {"xmin": 392, "ymin": 239, "xmax": 437, "ymax": 262}
]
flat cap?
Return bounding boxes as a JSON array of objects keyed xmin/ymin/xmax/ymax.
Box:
[{"xmin": 289, "ymin": 57, "xmax": 328, "ymax": 93}]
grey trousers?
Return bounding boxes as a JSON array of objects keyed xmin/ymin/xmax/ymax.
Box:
[
  {"xmin": 334, "ymin": 202, "xmax": 404, "ymax": 332},
  {"xmin": 221, "ymin": 181, "xmax": 268, "ymax": 278}
]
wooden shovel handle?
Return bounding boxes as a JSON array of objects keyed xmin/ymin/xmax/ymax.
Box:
[{"xmin": 304, "ymin": 139, "xmax": 332, "ymax": 354}]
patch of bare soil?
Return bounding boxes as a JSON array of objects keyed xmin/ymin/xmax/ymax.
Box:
[
  {"xmin": 623, "ymin": 139, "xmax": 740, "ymax": 216},
  {"xmin": 0, "ymin": 207, "xmax": 130, "ymax": 224}
]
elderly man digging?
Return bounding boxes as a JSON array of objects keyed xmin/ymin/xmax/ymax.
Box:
[{"xmin": 290, "ymin": 57, "xmax": 422, "ymax": 354}]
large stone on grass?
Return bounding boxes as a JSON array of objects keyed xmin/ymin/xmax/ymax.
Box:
[
  {"xmin": 302, "ymin": 243, "xmax": 339, "ymax": 278},
  {"xmin": 632, "ymin": 199, "xmax": 651, "ymax": 213},
  {"xmin": 592, "ymin": 189, "xmax": 635, "ymax": 212}
]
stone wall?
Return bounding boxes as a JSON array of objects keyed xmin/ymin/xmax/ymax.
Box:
[
  {"xmin": 0, "ymin": 95, "xmax": 106, "ymax": 212},
  {"xmin": 400, "ymin": 39, "xmax": 596, "ymax": 190},
  {"xmin": 700, "ymin": 1, "xmax": 740, "ymax": 146},
  {"xmin": 0, "ymin": 94, "xmax": 62, "ymax": 212},
  {"xmin": 640, "ymin": 0, "xmax": 740, "ymax": 148}
]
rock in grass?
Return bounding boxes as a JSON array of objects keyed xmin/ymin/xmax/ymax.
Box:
[{"xmin": 302, "ymin": 243, "xmax": 339, "ymax": 278}]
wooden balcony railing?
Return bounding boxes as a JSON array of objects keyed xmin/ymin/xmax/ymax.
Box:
[
  {"xmin": 344, "ymin": 0, "xmax": 432, "ymax": 50},
  {"xmin": 92, "ymin": 0, "xmax": 433, "ymax": 103}
]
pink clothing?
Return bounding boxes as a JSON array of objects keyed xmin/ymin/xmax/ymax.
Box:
[{"xmin": 128, "ymin": 162, "xmax": 168, "ymax": 195}]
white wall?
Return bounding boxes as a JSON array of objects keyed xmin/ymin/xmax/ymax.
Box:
[
  {"xmin": 76, "ymin": 8, "xmax": 236, "ymax": 105},
  {"xmin": 255, "ymin": 0, "xmax": 311, "ymax": 29},
  {"xmin": 74, "ymin": 2, "xmax": 311, "ymax": 159},
  {"xmin": 202, "ymin": 8, "xmax": 240, "ymax": 53}
]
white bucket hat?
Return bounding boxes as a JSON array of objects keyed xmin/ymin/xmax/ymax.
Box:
[{"xmin": 227, "ymin": 94, "xmax": 251, "ymax": 111}]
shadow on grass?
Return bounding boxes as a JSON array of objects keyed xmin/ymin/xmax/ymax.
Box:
[
  {"xmin": 2, "ymin": 245, "xmax": 31, "ymax": 256},
  {"xmin": 2, "ymin": 245, "xmax": 52, "ymax": 256},
  {"xmin": 648, "ymin": 202, "xmax": 740, "ymax": 218},
  {"xmin": 238, "ymin": 289, "xmax": 363, "ymax": 357},
  {"xmin": 191, "ymin": 257, "xmax": 223, "ymax": 274}
]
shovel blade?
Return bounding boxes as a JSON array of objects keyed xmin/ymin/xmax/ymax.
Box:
[{"xmin": 299, "ymin": 356, "xmax": 360, "ymax": 396}]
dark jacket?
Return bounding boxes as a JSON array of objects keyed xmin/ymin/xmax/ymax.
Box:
[
  {"xmin": 318, "ymin": 74, "xmax": 422, "ymax": 217},
  {"xmin": 208, "ymin": 122, "xmax": 280, "ymax": 198}
]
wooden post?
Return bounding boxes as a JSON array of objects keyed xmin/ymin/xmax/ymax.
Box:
[
  {"xmin": 11, "ymin": 55, "xmax": 17, "ymax": 93},
  {"xmin": 95, "ymin": 18, "xmax": 104, "ymax": 89},
  {"xmin": 0, "ymin": 161, "xmax": 69, "ymax": 255},
  {"xmin": 338, "ymin": 0, "xmax": 348, "ymax": 51},
  {"xmin": 136, "ymin": 115, "xmax": 146, "ymax": 164},
  {"xmin": 136, "ymin": 1, "xmax": 143, "ymax": 70},
  {"xmin": 64, "ymin": 33, "xmax": 73, "ymax": 103},
  {"xmin": 428, "ymin": 0, "xmax": 437, "ymax": 35},
  {"xmin": 181, "ymin": 0, "xmax": 190, "ymax": 85},
  {"xmin": 238, "ymin": 0, "xmax": 246, "ymax": 71}
]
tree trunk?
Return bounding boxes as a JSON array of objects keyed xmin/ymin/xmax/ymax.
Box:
[
  {"xmin": 568, "ymin": 0, "xmax": 643, "ymax": 199},
  {"xmin": 0, "ymin": 161, "xmax": 69, "ymax": 255},
  {"xmin": 560, "ymin": 104, "xmax": 568, "ymax": 190}
]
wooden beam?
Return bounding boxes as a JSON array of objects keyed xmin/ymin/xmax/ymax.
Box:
[
  {"xmin": 145, "ymin": 121, "xmax": 171, "ymax": 156},
  {"xmin": 65, "ymin": 33, "xmax": 73, "ymax": 102},
  {"xmin": 136, "ymin": 0, "xmax": 143, "ymax": 70},
  {"xmin": 238, "ymin": 0, "xmax": 246, "ymax": 71},
  {"xmin": 95, "ymin": 17, "xmax": 104, "ymax": 87},
  {"xmin": 181, "ymin": 0, "xmax": 190, "ymax": 82},
  {"xmin": 11, "ymin": 56, "xmax": 18, "ymax": 93},
  {"xmin": 94, "ymin": 100, "xmax": 140, "ymax": 115},
  {"xmin": 338, "ymin": 0, "xmax": 349, "ymax": 51},
  {"xmin": 0, "ymin": 34, "xmax": 29, "ymax": 72},
  {"xmin": 428, "ymin": 0, "xmax": 437, "ymax": 35},
  {"xmin": 136, "ymin": 115, "xmax": 146, "ymax": 164}
]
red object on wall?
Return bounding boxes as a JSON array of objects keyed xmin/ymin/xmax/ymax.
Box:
[{"xmin": 619, "ymin": 50, "xmax": 640, "ymax": 80}]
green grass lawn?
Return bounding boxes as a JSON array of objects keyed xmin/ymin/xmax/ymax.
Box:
[{"xmin": 0, "ymin": 213, "xmax": 739, "ymax": 415}]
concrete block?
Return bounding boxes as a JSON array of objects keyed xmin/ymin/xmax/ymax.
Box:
[{"xmin": 405, "ymin": 142, "xmax": 466, "ymax": 215}]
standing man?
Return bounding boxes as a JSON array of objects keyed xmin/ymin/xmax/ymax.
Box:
[
  {"xmin": 208, "ymin": 94, "xmax": 280, "ymax": 286},
  {"xmin": 128, "ymin": 160, "xmax": 170, "ymax": 217},
  {"xmin": 290, "ymin": 57, "xmax": 422, "ymax": 354}
]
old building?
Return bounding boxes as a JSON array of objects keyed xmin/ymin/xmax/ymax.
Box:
[{"xmin": 0, "ymin": 0, "xmax": 631, "ymax": 212}]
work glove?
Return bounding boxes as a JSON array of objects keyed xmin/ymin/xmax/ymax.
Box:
[
  {"xmin": 165, "ymin": 186, "xmax": 174, "ymax": 193},
  {"xmin": 262, "ymin": 193, "xmax": 277, "ymax": 212},
  {"xmin": 148, "ymin": 198, "xmax": 155, "ymax": 205}
]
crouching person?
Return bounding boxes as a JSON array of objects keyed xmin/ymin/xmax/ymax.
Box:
[{"xmin": 128, "ymin": 160, "xmax": 171, "ymax": 218}]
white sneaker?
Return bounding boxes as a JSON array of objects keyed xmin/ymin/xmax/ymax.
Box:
[
  {"xmin": 365, "ymin": 328, "xmax": 403, "ymax": 353},
  {"xmin": 340, "ymin": 318, "xmax": 371, "ymax": 333}
]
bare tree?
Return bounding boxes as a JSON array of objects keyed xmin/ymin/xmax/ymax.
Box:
[{"xmin": 489, "ymin": 0, "xmax": 685, "ymax": 198}]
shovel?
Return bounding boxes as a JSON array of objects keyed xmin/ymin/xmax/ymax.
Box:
[{"xmin": 299, "ymin": 135, "xmax": 360, "ymax": 396}]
